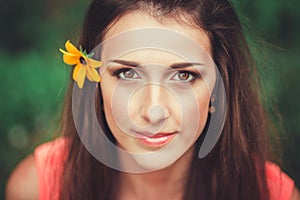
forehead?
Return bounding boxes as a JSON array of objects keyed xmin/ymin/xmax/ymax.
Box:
[{"xmin": 103, "ymin": 11, "xmax": 211, "ymax": 55}]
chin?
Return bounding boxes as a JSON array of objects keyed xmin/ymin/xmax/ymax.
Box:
[{"xmin": 129, "ymin": 147, "xmax": 187, "ymax": 173}]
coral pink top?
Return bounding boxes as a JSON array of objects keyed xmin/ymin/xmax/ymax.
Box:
[{"xmin": 34, "ymin": 137, "xmax": 295, "ymax": 200}]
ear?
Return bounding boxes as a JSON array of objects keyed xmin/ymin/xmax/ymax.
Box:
[{"xmin": 198, "ymin": 70, "xmax": 226, "ymax": 158}]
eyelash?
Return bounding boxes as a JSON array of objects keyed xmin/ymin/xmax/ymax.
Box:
[
  {"xmin": 171, "ymin": 70, "xmax": 200, "ymax": 82},
  {"xmin": 111, "ymin": 67, "xmax": 201, "ymax": 82},
  {"xmin": 112, "ymin": 67, "xmax": 140, "ymax": 80}
]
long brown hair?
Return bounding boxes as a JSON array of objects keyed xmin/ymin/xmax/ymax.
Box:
[{"xmin": 59, "ymin": 0, "xmax": 272, "ymax": 199}]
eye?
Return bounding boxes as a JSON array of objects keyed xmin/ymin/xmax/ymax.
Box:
[
  {"xmin": 113, "ymin": 68, "xmax": 141, "ymax": 80},
  {"xmin": 171, "ymin": 71, "xmax": 199, "ymax": 82}
]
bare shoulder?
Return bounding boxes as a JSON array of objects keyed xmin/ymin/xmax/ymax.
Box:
[
  {"xmin": 291, "ymin": 187, "xmax": 300, "ymax": 200},
  {"xmin": 6, "ymin": 154, "xmax": 39, "ymax": 200}
]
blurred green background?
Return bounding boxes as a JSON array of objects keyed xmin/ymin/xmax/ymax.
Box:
[{"xmin": 0, "ymin": 0, "xmax": 299, "ymax": 198}]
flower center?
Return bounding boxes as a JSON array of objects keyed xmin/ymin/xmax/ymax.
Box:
[{"xmin": 80, "ymin": 56, "xmax": 87, "ymax": 65}]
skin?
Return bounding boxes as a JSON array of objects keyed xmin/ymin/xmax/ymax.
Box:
[
  {"xmin": 5, "ymin": 11, "xmax": 300, "ymax": 200},
  {"xmin": 5, "ymin": 155, "xmax": 39, "ymax": 200},
  {"xmin": 100, "ymin": 11, "xmax": 212, "ymax": 199},
  {"xmin": 100, "ymin": 11, "xmax": 213, "ymax": 171}
]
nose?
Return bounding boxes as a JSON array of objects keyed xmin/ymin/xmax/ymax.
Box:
[{"xmin": 140, "ymin": 84, "xmax": 170, "ymax": 125}]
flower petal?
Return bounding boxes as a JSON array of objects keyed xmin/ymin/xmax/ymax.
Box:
[
  {"xmin": 75, "ymin": 66, "xmax": 87, "ymax": 89},
  {"xmin": 59, "ymin": 48, "xmax": 73, "ymax": 55},
  {"xmin": 87, "ymin": 58, "xmax": 102, "ymax": 68},
  {"xmin": 65, "ymin": 40, "xmax": 81, "ymax": 55},
  {"xmin": 87, "ymin": 67, "xmax": 101, "ymax": 82},
  {"xmin": 63, "ymin": 54, "xmax": 80, "ymax": 65},
  {"xmin": 73, "ymin": 64, "xmax": 81, "ymax": 80}
]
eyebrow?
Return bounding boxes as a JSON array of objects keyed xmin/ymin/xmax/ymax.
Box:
[
  {"xmin": 109, "ymin": 59, "xmax": 141, "ymax": 67},
  {"xmin": 109, "ymin": 59, "xmax": 203, "ymax": 69},
  {"xmin": 169, "ymin": 62, "xmax": 203, "ymax": 69}
]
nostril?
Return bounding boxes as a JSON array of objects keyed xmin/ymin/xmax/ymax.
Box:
[{"xmin": 149, "ymin": 104, "xmax": 169, "ymax": 124}]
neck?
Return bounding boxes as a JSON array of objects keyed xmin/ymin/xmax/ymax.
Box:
[{"xmin": 117, "ymin": 147, "xmax": 195, "ymax": 200}]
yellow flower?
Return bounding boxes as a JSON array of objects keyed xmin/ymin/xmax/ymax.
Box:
[{"xmin": 59, "ymin": 40, "xmax": 102, "ymax": 88}]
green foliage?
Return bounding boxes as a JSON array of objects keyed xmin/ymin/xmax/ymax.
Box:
[
  {"xmin": 0, "ymin": 0, "xmax": 89, "ymax": 197},
  {"xmin": 1, "ymin": 0, "xmax": 299, "ymax": 198},
  {"xmin": 232, "ymin": 0, "xmax": 300, "ymax": 186}
]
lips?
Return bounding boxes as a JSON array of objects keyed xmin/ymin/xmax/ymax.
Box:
[{"xmin": 134, "ymin": 132, "xmax": 176, "ymax": 148}]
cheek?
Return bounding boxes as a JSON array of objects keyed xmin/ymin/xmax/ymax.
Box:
[
  {"xmin": 100, "ymin": 78, "xmax": 121, "ymax": 137},
  {"xmin": 197, "ymin": 96, "xmax": 210, "ymax": 131},
  {"xmin": 100, "ymin": 77, "xmax": 140, "ymax": 139},
  {"xmin": 101, "ymin": 86, "xmax": 131, "ymax": 147},
  {"xmin": 188, "ymin": 86, "xmax": 210, "ymax": 139},
  {"xmin": 101, "ymin": 87, "xmax": 115, "ymax": 131},
  {"xmin": 166, "ymin": 82, "xmax": 211, "ymax": 143}
]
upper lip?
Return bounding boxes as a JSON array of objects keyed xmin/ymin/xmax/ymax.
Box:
[{"xmin": 133, "ymin": 131, "xmax": 176, "ymax": 138}]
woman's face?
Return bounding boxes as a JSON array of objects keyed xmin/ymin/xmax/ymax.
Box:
[{"xmin": 100, "ymin": 12, "xmax": 214, "ymax": 170}]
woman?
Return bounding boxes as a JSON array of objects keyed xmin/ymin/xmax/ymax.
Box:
[{"xmin": 6, "ymin": 0, "xmax": 300, "ymax": 199}]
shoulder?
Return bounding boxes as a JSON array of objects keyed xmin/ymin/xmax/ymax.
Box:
[
  {"xmin": 34, "ymin": 137, "xmax": 68, "ymax": 167},
  {"xmin": 6, "ymin": 154, "xmax": 39, "ymax": 200},
  {"xmin": 265, "ymin": 161, "xmax": 299, "ymax": 200},
  {"xmin": 6, "ymin": 137, "xmax": 69, "ymax": 200},
  {"xmin": 291, "ymin": 187, "xmax": 300, "ymax": 200}
]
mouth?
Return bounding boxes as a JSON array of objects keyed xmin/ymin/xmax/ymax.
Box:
[{"xmin": 134, "ymin": 131, "xmax": 177, "ymax": 148}]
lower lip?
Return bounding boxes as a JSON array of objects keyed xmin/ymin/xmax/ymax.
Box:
[{"xmin": 137, "ymin": 134, "xmax": 176, "ymax": 148}]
